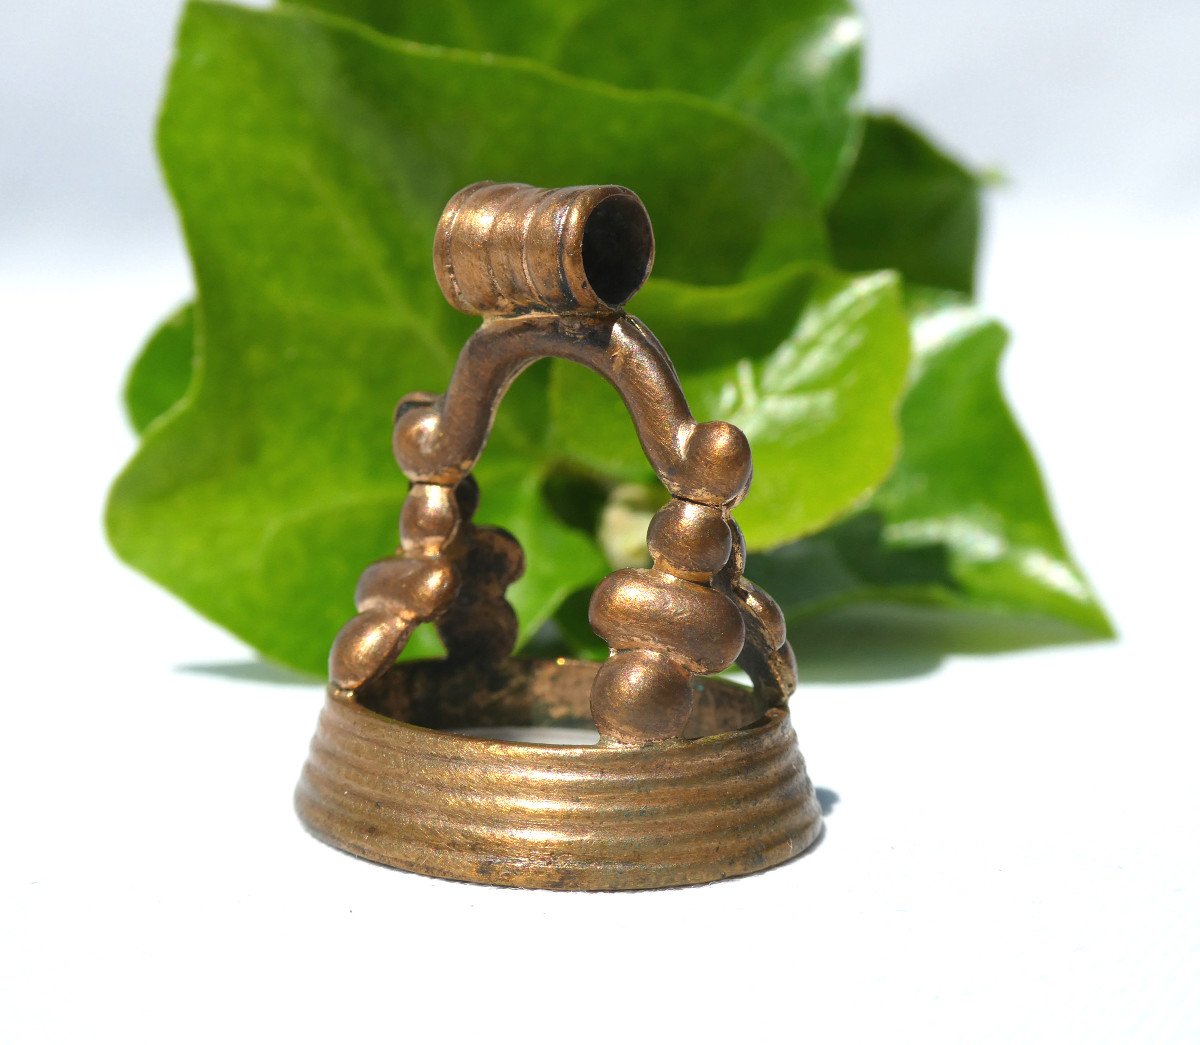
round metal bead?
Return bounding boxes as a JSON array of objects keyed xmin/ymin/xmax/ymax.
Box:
[
  {"xmin": 647, "ymin": 498, "xmax": 732, "ymax": 580},
  {"xmin": 328, "ymin": 606, "xmax": 409, "ymax": 692},
  {"xmin": 353, "ymin": 557, "xmax": 458, "ymax": 617},
  {"xmin": 677, "ymin": 420, "xmax": 752, "ymax": 506},
  {"xmin": 400, "ymin": 482, "xmax": 461, "ymax": 557},
  {"xmin": 589, "ymin": 649, "xmax": 694, "ymax": 745},
  {"xmin": 589, "ymin": 568, "xmax": 745, "ymax": 675},
  {"xmin": 392, "ymin": 393, "xmax": 462, "ymax": 483},
  {"xmin": 740, "ymin": 580, "xmax": 787, "ymax": 651}
]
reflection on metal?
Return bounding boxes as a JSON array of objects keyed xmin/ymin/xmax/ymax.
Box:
[{"xmin": 296, "ymin": 183, "xmax": 821, "ymax": 889}]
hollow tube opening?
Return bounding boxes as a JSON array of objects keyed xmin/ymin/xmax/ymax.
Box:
[{"xmin": 581, "ymin": 195, "xmax": 654, "ymax": 306}]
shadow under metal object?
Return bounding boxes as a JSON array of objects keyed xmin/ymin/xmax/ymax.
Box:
[{"xmin": 296, "ymin": 182, "xmax": 822, "ymax": 890}]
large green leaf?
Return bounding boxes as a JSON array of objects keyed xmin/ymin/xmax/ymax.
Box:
[
  {"xmin": 548, "ymin": 266, "xmax": 911, "ymax": 548},
  {"xmin": 828, "ymin": 115, "xmax": 982, "ymax": 294},
  {"xmin": 750, "ymin": 292, "xmax": 1113, "ymax": 637},
  {"xmin": 112, "ymin": 0, "xmax": 1110, "ymax": 677},
  {"xmin": 282, "ymin": 0, "xmax": 864, "ymax": 203},
  {"xmin": 107, "ymin": 1, "xmax": 836, "ymax": 675}
]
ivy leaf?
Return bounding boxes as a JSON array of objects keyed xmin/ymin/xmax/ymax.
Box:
[
  {"xmin": 750, "ymin": 292, "xmax": 1113, "ymax": 637},
  {"xmin": 548, "ymin": 266, "xmax": 912, "ymax": 547},
  {"xmin": 281, "ymin": 0, "xmax": 864, "ymax": 203},
  {"xmin": 828, "ymin": 114, "xmax": 982, "ymax": 294},
  {"xmin": 113, "ymin": 0, "xmax": 1110, "ymax": 676},
  {"xmin": 106, "ymin": 0, "xmax": 832, "ymax": 675},
  {"xmin": 125, "ymin": 303, "xmax": 195, "ymax": 434},
  {"xmin": 131, "ymin": 266, "xmax": 915, "ymax": 592}
]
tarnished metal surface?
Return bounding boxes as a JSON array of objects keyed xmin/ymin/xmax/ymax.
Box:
[
  {"xmin": 297, "ymin": 660, "xmax": 822, "ymax": 890},
  {"xmin": 298, "ymin": 182, "xmax": 819, "ymax": 888}
]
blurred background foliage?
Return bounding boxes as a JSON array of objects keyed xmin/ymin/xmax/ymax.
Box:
[{"xmin": 107, "ymin": 0, "xmax": 1111, "ymax": 678}]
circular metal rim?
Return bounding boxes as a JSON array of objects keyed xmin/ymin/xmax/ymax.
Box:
[{"xmin": 295, "ymin": 659, "xmax": 821, "ymax": 891}]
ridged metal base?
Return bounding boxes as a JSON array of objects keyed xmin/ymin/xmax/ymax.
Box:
[{"xmin": 295, "ymin": 659, "xmax": 821, "ymax": 890}]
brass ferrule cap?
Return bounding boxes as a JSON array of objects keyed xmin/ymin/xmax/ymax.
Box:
[{"xmin": 433, "ymin": 181, "xmax": 655, "ymax": 316}]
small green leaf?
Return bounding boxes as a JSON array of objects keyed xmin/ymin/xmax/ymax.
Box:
[
  {"xmin": 549, "ymin": 265, "xmax": 912, "ymax": 547},
  {"xmin": 106, "ymin": 0, "xmax": 826, "ymax": 675},
  {"xmin": 752, "ymin": 292, "xmax": 1113, "ymax": 637},
  {"xmin": 474, "ymin": 460, "xmax": 609, "ymax": 645},
  {"xmin": 124, "ymin": 303, "xmax": 195, "ymax": 434},
  {"xmin": 828, "ymin": 114, "xmax": 982, "ymax": 294},
  {"xmin": 282, "ymin": 0, "xmax": 864, "ymax": 202}
]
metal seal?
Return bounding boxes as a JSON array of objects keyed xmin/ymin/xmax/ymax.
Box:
[{"xmin": 296, "ymin": 183, "xmax": 820, "ymax": 889}]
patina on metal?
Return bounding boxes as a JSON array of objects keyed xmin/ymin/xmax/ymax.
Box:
[{"xmin": 295, "ymin": 182, "xmax": 822, "ymax": 889}]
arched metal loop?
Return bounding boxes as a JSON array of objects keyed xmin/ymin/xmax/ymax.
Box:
[{"xmin": 328, "ymin": 183, "xmax": 796, "ymax": 744}]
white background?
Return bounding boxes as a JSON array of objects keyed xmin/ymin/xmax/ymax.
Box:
[{"xmin": 2, "ymin": 1, "xmax": 1198, "ymax": 1042}]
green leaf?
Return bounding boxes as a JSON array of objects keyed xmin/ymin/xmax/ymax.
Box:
[
  {"xmin": 124, "ymin": 303, "xmax": 195, "ymax": 434},
  {"xmin": 828, "ymin": 114, "xmax": 982, "ymax": 294},
  {"xmin": 476, "ymin": 459, "xmax": 609, "ymax": 643},
  {"xmin": 751, "ymin": 292, "xmax": 1113, "ymax": 637},
  {"xmin": 281, "ymin": 0, "xmax": 864, "ymax": 203},
  {"xmin": 106, "ymin": 0, "xmax": 830, "ymax": 675},
  {"xmin": 112, "ymin": 0, "xmax": 1109, "ymax": 677},
  {"xmin": 548, "ymin": 265, "xmax": 912, "ymax": 547}
]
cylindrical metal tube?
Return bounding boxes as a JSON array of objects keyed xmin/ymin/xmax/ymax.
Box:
[{"xmin": 433, "ymin": 182, "xmax": 655, "ymax": 316}]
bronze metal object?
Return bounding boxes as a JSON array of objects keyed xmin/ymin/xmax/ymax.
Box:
[{"xmin": 296, "ymin": 182, "xmax": 822, "ymax": 889}]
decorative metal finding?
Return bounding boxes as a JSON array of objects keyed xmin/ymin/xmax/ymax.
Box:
[{"xmin": 295, "ymin": 183, "xmax": 822, "ymax": 890}]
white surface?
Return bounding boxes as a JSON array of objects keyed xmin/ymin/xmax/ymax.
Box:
[{"xmin": 2, "ymin": 1, "xmax": 1199, "ymax": 1042}]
